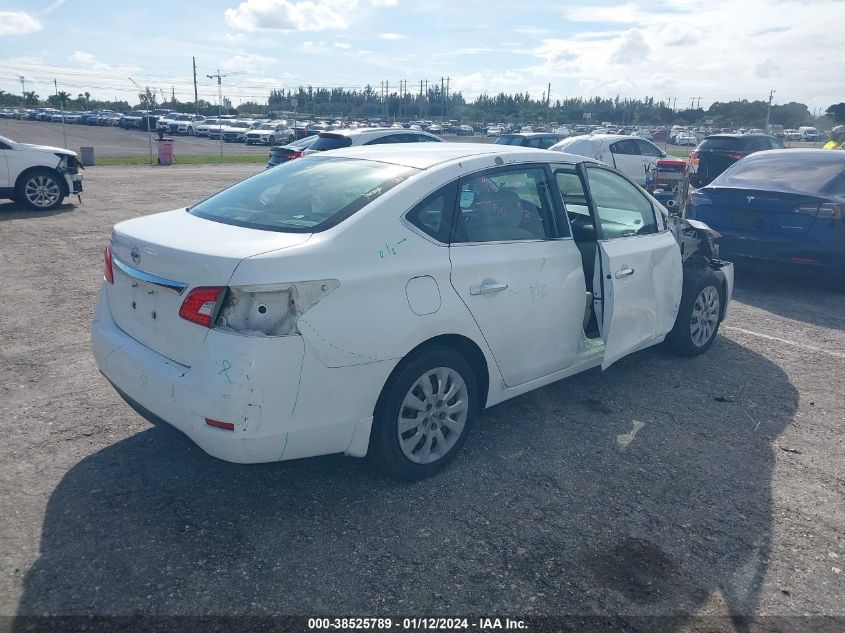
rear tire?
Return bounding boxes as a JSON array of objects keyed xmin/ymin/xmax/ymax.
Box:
[
  {"xmin": 268, "ymin": 135, "xmax": 275, "ymax": 145},
  {"xmin": 666, "ymin": 268, "xmax": 724, "ymax": 356},
  {"xmin": 370, "ymin": 347, "xmax": 478, "ymax": 481},
  {"xmin": 17, "ymin": 168, "xmax": 65, "ymax": 211}
]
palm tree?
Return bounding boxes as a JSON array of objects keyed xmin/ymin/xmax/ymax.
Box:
[{"xmin": 23, "ymin": 91, "xmax": 39, "ymax": 106}]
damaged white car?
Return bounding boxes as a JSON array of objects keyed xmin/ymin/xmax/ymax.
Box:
[{"xmin": 92, "ymin": 145, "xmax": 733, "ymax": 480}]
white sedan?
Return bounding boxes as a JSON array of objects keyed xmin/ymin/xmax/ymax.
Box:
[
  {"xmin": 92, "ymin": 144, "xmax": 733, "ymax": 480},
  {"xmin": 550, "ymin": 134, "xmax": 667, "ymax": 186}
]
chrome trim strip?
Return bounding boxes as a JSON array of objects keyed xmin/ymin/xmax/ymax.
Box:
[{"xmin": 111, "ymin": 256, "xmax": 189, "ymax": 295}]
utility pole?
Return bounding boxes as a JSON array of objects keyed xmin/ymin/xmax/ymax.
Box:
[
  {"xmin": 765, "ymin": 88, "xmax": 776, "ymax": 131},
  {"xmin": 192, "ymin": 57, "xmax": 199, "ymax": 114},
  {"xmin": 171, "ymin": 86, "xmax": 175, "ymax": 108},
  {"xmin": 18, "ymin": 74, "xmax": 25, "ymax": 101},
  {"xmin": 440, "ymin": 77, "xmax": 445, "ymax": 122},
  {"xmin": 547, "ymin": 82, "xmax": 551, "ymax": 123},
  {"xmin": 54, "ymin": 79, "xmax": 68, "ymax": 149},
  {"xmin": 207, "ymin": 69, "xmax": 224, "ymax": 162},
  {"xmin": 446, "ymin": 77, "xmax": 451, "ymax": 122},
  {"xmin": 424, "ymin": 79, "xmax": 428, "ymax": 119},
  {"xmin": 386, "ymin": 80, "xmax": 389, "ymax": 120},
  {"xmin": 128, "ymin": 77, "xmax": 153, "ymax": 164}
]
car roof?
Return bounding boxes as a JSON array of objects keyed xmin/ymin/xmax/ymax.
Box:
[
  {"xmin": 705, "ymin": 133, "xmax": 775, "ymax": 139},
  {"xmin": 312, "ymin": 143, "xmax": 593, "ymax": 170},
  {"xmin": 500, "ymin": 132, "xmax": 558, "ymax": 138},
  {"xmin": 325, "ymin": 127, "xmax": 432, "ymax": 138}
]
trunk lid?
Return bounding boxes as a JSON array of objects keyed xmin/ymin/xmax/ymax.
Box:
[
  {"xmin": 695, "ymin": 187, "xmax": 823, "ymax": 238},
  {"xmin": 108, "ymin": 209, "xmax": 310, "ymax": 366}
]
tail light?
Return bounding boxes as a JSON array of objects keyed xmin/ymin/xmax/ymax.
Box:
[
  {"xmin": 205, "ymin": 418, "xmax": 234, "ymax": 431},
  {"xmin": 214, "ymin": 280, "xmax": 339, "ymax": 337},
  {"xmin": 103, "ymin": 244, "xmax": 114, "ymax": 284},
  {"xmin": 794, "ymin": 203, "xmax": 843, "ymax": 219},
  {"xmin": 286, "ymin": 151, "xmax": 303, "ymax": 160},
  {"xmin": 179, "ymin": 287, "xmax": 226, "ymax": 327}
]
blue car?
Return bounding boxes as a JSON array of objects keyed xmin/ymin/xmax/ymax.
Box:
[{"xmin": 686, "ymin": 149, "xmax": 845, "ymax": 274}]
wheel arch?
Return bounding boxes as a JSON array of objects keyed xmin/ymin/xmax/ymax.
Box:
[
  {"xmin": 14, "ymin": 165, "xmax": 68, "ymax": 200},
  {"xmin": 385, "ymin": 333, "xmax": 491, "ymax": 410}
]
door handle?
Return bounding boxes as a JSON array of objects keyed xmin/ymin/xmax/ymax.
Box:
[
  {"xmin": 614, "ymin": 267, "xmax": 635, "ymax": 279},
  {"xmin": 470, "ymin": 282, "xmax": 509, "ymax": 295}
]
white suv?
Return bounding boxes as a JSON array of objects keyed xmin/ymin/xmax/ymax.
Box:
[
  {"xmin": 0, "ymin": 135, "xmax": 83, "ymax": 211},
  {"xmin": 303, "ymin": 128, "xmax": 444, "ymax": 154}
]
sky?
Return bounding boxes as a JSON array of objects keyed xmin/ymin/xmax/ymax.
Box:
[{"xmin": 0, "ymin": 0, "xmax": 843, "ymax": 113}]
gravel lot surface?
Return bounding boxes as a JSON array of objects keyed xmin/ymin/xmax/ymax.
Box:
[{"xmin": 0, "ymin": 165, "xmax": 843, "ymax": 628}]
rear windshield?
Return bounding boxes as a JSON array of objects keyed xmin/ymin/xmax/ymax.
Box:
[
  {"xmin": 699, "ymin": 137, "xmax": 747, "ymax": 150},
  {"xmin": 189, "ymin": 157, "xmax": 418, "ymax": 233},
  {"xmin": 309, "ymin": 134, "xmax": 353, "ymax": 151},
  {"xmin": 716, "ymin": 152, "xmax": 845, "ymax": 194},
  {"xmin": 495, "ymin": 135, "xmax": 524, "ymax": 145}
]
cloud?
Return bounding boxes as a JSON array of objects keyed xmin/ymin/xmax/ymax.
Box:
[
  {"xmin": 222, "ymin": 53, "xmax": 276, "ymax": 69},
  {"xmin": 513, "ymin": 25, "xmax": 549, "ymax": 36},
  {"xmin": 42, "ymin": 0, "xmax": 67, "ymax": 14},
  {"xmin": 0, "ymin": 11, "xmax": 42, "ymax": 36},
  {"xmin": 609, "ymin": 29, "xmax": 651, "ymax": 64},
  {"xmin": 69, "ymin": 50, "xmax": 111, "ymax": 70},
  {"xmin": 660, "ymin": 22, "xmax": 700, "ymax": 46},
  {"xmin": 754, "ymin": 58, "xmax": 781, "ymax": 79},
  {"xmin": 378, "ymin": 32, "xmax": 406, "ymax": 40},
  {"xmin": 224, "ymin": 0, "xmax": 352, "ymax": 32},
  {"xmin": 370, "ymin": 0, "xmax": 397, "ymax": 5},
  {"xmin": 333, "ymin": 41, "xmax": 351, "ymax": 48}
]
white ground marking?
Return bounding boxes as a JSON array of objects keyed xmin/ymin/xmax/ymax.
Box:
[{"xmin": 723, "ymin": 326, "xmax": 845, "ymax": 360}]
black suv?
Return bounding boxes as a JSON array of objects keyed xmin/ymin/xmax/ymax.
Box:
[{"xmin": 688, "ymin": 134, "xmax": 784, "ymax": 187}]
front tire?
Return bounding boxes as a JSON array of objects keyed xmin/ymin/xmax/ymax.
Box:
[
  {"xmin": 17, "ymin": 168, "xmax": 65, "ymax": 211},
  {"xmin": 187, "ymin": 126, "xmax": 193, "ymax": 135},
  {"xmin": 666, "ymin": 268, "xmax": 724, "ymax": 356},
  {"xmin": 268, "ymin": 135, "xmax": 275, "ymax": 145},
  {"xmin": 371, "ymin": 347, "xmax": 478, "ymax": 480}
]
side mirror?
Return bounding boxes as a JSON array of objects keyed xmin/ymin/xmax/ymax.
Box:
[{"xmin": 460, "ymin": 190, "xmax": 476, "ymax": 209}]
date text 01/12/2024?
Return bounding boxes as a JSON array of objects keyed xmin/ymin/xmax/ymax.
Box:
[{"xmin": 307, "ymin": 617, "xmax": 527, "ymax": 630}]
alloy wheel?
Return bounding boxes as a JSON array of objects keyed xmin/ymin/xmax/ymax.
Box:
[
  {"xmin": 24, "ymin": 175, "xmax": 61, "ymax": 209},
  {"xmin": 690, "ymin": 286, "xmax": 720, "ymax": 347},
  {"xmin": 397, "ymin": 367, "xmax": 469, "ymax": 464}
]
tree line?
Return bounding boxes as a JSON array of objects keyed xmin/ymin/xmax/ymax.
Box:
[{"xmin": 2, "ymin": 84, "xmax": 842, "ymax": 128}]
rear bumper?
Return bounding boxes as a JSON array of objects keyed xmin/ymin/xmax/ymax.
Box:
[
  {"xmin": 91, "ymin": 286, "xmax": 384, "ymax": 463},
  {"xmin": 717, "ymin": 235, "xmax": 845, "ymax": 272}
]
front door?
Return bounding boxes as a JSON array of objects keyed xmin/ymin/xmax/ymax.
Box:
[
  {"xmin": 581, "ymin": 165, "xmax": 682, "ymax": 368},
  {"xmin": 608, "ymin": 139, "xmax": 659, "ymax": 186},
  {"xmin": 449, "ymin": 165, "xmax": 586, "ymax": 387}
]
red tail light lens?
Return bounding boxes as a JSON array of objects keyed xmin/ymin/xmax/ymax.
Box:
[
  {"xmin": 104, "ymin": 244, "xmax": 114, "ymax": 284},
  {"xmin": 205, "ymin": 418, "xmax": 235, "ymax": 431},
  {"xmin": 179, "ymin": 287, "xmax": 226, "ymax": 328},
  {"xmin": 287, "ymin": 151, "xmax": 303, "ymax": 160}
]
